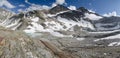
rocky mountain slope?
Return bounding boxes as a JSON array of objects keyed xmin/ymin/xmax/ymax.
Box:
[
  {"xmin": 0, "ymin": 27, "xmax": 75, "ymax": 58},
  {"xmin": 0, "ymin": 8, "xmax": 14, "ymax": 22},
  {"xmin": 0, "ymin": 5, "xmax": 120, "ymax": 58}
]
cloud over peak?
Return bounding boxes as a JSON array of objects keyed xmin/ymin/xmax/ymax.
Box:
[
  {"xmin": 56, "ymin": 0, "xmax": 65, "ymax": 5},
  {"xmin": 68, "ymin": 5, "xmax": 76, "ymax": 10},
  {"xmin": 52, "ymin": 0, "xmax": 66, "ymax": 7},
  {"xmin": 0, "ymin": 0, "xmax": 15, "ymax": 8},
  {"xmin": 103, "ymin": 11, "xmax": 118, "ymax": 17}
]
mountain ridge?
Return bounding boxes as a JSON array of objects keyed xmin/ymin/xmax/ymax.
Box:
[{"xmin": 1, "ymin": 5, "xmax": 120, "ymax": 31}]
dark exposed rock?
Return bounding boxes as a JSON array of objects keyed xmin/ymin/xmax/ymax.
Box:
[
  {"xmin": 93, "ymin": 16, "xmax": 120, "ymax": 31},
  {"xmin": 49, "ymin": 5, "xmax": 69, "ymax": 14},
  {"xmin": 77, "ymin": 7, "xmax": 89, "ymax": 13},
  {"xmin": 57, "ymin": 10, "xmax": 85, "ymax": 21}
]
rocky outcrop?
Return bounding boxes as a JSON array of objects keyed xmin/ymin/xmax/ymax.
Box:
[
  {"xmin": 77, "ymin": 7, "xmax": 89, "ymax": 13},
  {"xmin": 49, "ymin": 5, "xmax": 69, "ymax": 14},
  {"xmin": 0, "ymin": 28, "xmax": 75, "ymax": 58},
  {"xmin": 0, "ymin": 8, "xmax": 14, "ymax": 22}
]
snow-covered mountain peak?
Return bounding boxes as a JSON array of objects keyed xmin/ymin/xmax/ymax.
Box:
[
  {"xmin": 1, "ymin": 5, "xmax": 120, "ymax": 33},
  {"xmin": 77, "ymin": 7, "xmax": 89, "ymax": 13}
]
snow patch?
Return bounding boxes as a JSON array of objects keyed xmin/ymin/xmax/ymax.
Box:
[
  {"xmin": 108, "ymin": 42, "xmax": 118, "ymax": 46},
  {"xmin": 57, "ymin": 16, "xmax": 95, "ymax": 30},
  {"xmin": 76, "ymin": 38, "xmax": 85, "ymax": 41},
  {"xmin": 84, "ymin": 13, "xmax": 102, "ymax": 20},
  {"xmin": 94, "ymin": 34, "xmax": 120, "ymax": 42},
  {"xmin": 44, "ymin": 21, "xmax": 63, "ymax": 30},
  {"xmin": 88, "ymin": 9, "xmax": 95, "ymax": 13},
  {"xmin": 49, "ymin": 31, "xmax": 72, "ymax": 37},
  {"xmin": 108, "ymin": 42, "xmax": 120, "ymax": 46},
  {"xmin": 31, "ymin": 17, "xmax": 39, "ymax": 22}
]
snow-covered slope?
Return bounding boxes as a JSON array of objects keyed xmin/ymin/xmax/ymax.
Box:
[{"xmin": 1, "ymin": 5, "xmax": 120, "ymax": 33}]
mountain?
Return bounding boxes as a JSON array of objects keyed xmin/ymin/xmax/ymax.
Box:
[
  {"xmin": 49, "ymin": 4, "xmax": 70, "ymax": 14},
  {"xmin": 77, "ymin": 7, "xmax": 89, "ymax": 13},
  {"xmin": 0, "ymin": 5, "xmax": 120, "ymax": 58},
  {"xmin": 2, "ymin": 5, "xmax": 120, "ymax": 32},
  {"xmin": 93, "ymin": 16, "xmax": 120, "ymax": 31},
  {"xmin": 0, "ymin": 8, "xmax": 14, "ymax": 22}
]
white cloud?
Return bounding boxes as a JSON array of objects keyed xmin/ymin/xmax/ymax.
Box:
[
  {"xmin": 52, "ymin": 0, "xmax": 66, "ymax": 7},
  {"xmin": 56, "ymin": 0, "xmax": 65, "ymax": 5},
  {"xmin": 25, "ymin": 0, "xmax": 31, "ymax": 5},
  {"xmin": 24, "ymin": 0, "xmax": 51, "ymax": 12},
  {"xmin": 25, "ymin": 0, "xmax": 28, "ymax": 3},
  {"xmin": 68, "ymin": 5, "xmax": 76, "ymax": 10},
  {"xmin": 25, "ymin": 0, "xmax": 36, "ymax": 5},
  {"xmin": 19, "ymin": 4, "xmax": 25, "ymax": 7},
  {"xmin": 25, "ymin": 5, "xmax": 50, "ymax": 11},
  {"xmin": 0, "ymin": 0, "xmax": 15, "ymax": 8},
  {"xmin": 52, "ymin": 3, "xmax": 57, "ymax": 7},
  {"xmin": 18, "ymin": 9, "xmax": 23, "ymax": 12},
  {"xmin": 103, "ymin": 11, "xmax": 119, "ymax": 17}
]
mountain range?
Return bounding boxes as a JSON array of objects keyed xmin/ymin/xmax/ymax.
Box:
[{"xmin": 0, "ymin": 5, "xmax": 120, "ymax": 58}]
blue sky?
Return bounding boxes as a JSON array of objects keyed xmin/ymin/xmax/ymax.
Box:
[{"xmin": 0, "ymin": 0, "xmax": 120, "ymax": 15}]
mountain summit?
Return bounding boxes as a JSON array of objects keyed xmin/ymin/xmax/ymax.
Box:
[
  {"xmin": 77, "ymin": 7, "xmax": 89, "ymax": 13},
  {"xmin": 49, "ymin": 4, "xmax": 69, "ymax": 14}
]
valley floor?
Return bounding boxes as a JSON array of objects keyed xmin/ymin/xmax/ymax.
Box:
[{"xmin": 0, "ymin": 28, "xmax": 120, "ymax": 58}]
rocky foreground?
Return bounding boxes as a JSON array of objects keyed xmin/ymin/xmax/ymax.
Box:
[
  {"xmin": 0, "ymin": 27, "xmax": 74, "ymax": 58},
  {"xmin": 0, "ymin": 27, "xmax": 119, "ymax": 58}
]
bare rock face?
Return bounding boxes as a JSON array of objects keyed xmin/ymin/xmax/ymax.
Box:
[{"xmin": 49, "ymin": 5, "xmax": 69, "ymax": 14}]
